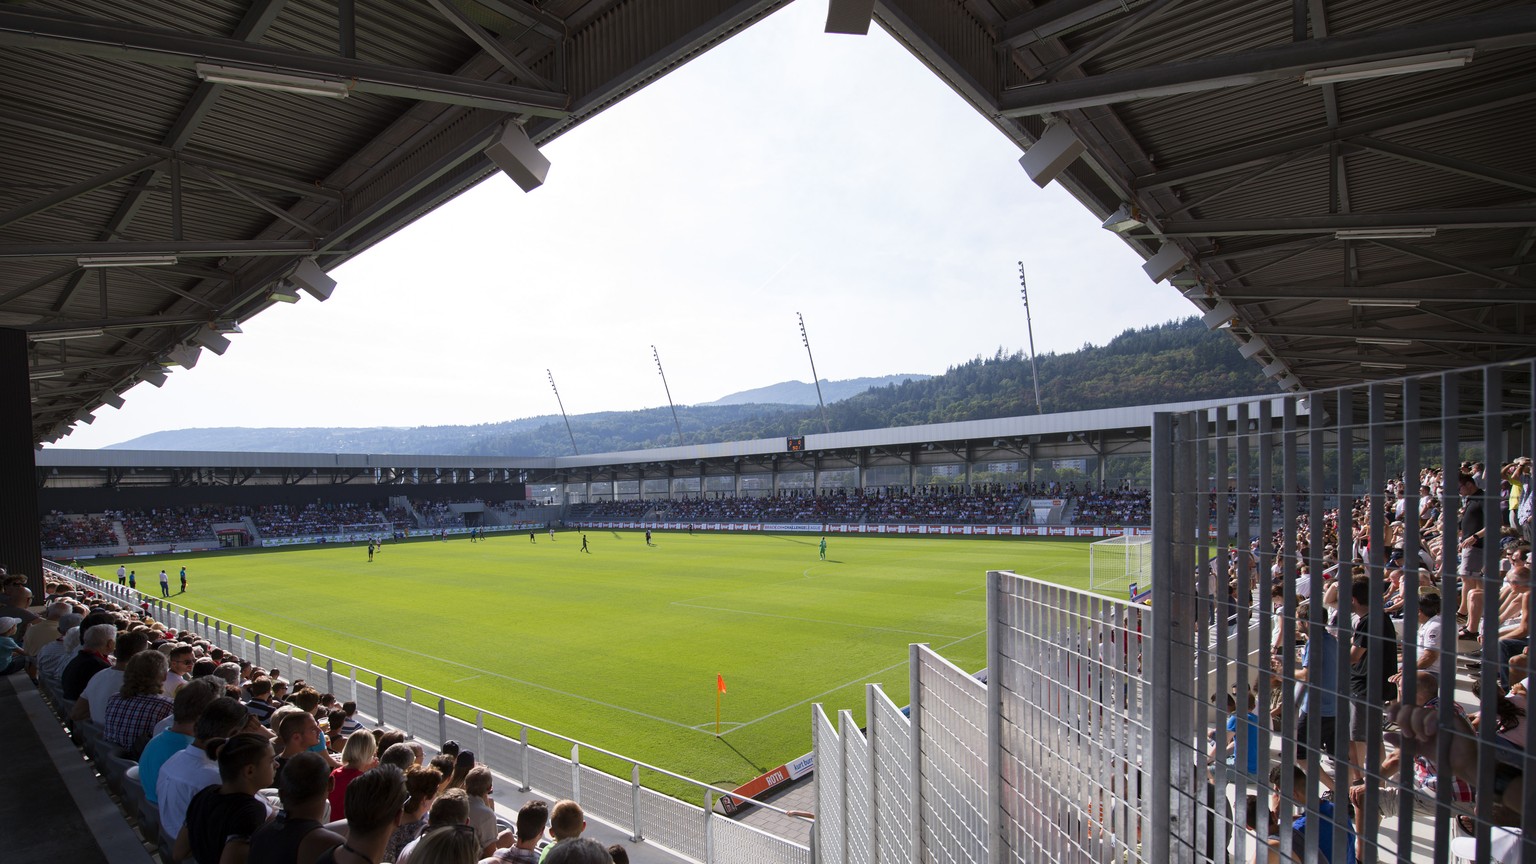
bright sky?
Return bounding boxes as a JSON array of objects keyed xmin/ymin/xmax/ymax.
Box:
[{"xmin": 52, "ymin": 2, "xmax": 1194, "ymax": 450}]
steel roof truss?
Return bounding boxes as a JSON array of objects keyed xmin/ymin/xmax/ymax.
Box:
[
  {"xmin": 0, "ymin": 7, "xmax": 569, "ymax": 117},
  {"xmin": 1000, "ymin": 0, "xmax": 1141, "ymax": 49},
  {"xmin": 0, "ymin": 154, "xmax": 165, "ymax": 232},
  {"xmin": 998, "ymin": 7, "xmax": 1536, "ymax": 116},
  {"xmin": 1134, "ymin": 74, "xmax": 1536, "ymax": 191},
  {"xmin": 1353, "ymin": 136, "xmax": 1536, "ymax": 196},
  {"xmin": 1370, "ymin": 239, "xmax": 1536, "ymax": 291},
  {"xmin": 187, "ymin": 164, "xmax": 324, "ymax": 237},
  {"xmin": 0, "ymin": 241, "xmax": 322, "ymax": 259},
  {"xmin": 425, "ymin": 0, "xmax": 553, "ymax": 90},
  {"xmin": 1154, "ymin": 207, "xmax": 1536, "ymax": 237},
  {"xmin": 1253, "ymin": 325, "xmax": 1536, "ymax": 347},
  {"xmin": 1032, "ymin": 0, "xmax": 1187, "ymax": 83}
]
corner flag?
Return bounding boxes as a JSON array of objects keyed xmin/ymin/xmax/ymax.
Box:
[{"xmin": 715, "ymin": 674, "xmax": 727, "ymax": 736}]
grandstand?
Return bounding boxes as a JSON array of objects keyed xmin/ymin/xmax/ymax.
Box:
[{"xmin": 4, "ymin": 2, "xmax": 1534, "ymax": 863}]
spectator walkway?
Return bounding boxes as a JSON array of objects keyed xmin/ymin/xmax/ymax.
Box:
[{"xmin": 0, "ymin": 672, "xmax": 153, "ymax": 863}]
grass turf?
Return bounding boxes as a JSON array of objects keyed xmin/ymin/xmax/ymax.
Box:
[{"xmin": 99, "ymin": 531, "xmax": 1097, "ymax": 796}]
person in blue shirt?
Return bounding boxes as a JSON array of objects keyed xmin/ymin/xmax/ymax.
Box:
[
  {"xmin": 1271, "ymin": 763, "xmax": 1356, "ymax": 864},
  {"xmin": 0, "ymin": 617, "xmax": 26, "ymax": 675}
]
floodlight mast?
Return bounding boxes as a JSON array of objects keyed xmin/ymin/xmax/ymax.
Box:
[
  {"xmin": 652, "ymin": 345, "xmax": 684, "ymax": 444},
  {"xmin": 797, "ymin": 312, "xmax": 831, "ymax": 434},
  {"xmin": 547, "ymin": 369, "xmax": 579, "ymax": 455},
  {"xmin": 1018, "ymin": 262, "xmax": 1043, "ymax": 415}
]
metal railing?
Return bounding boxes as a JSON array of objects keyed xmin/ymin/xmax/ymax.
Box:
[{"xmin": 46, "ymin": 562, "xmax": 810, "ymax": 864}]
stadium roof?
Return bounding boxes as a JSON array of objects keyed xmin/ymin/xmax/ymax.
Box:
[{"xmin": 5, "ymin": 1, "xmax": 1534, "ymax": 445}]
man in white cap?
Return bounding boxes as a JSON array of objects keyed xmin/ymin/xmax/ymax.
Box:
[{"xmin": 0, "ymin": 617, "xmax": 25, "ymax": 676}]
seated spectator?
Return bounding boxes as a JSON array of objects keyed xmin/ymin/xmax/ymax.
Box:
[
  {"xmin": 21, "ymin": 601, "xmax": 70, "ymax": 678},
  {"xmin": 545, "ymin": 799, "xmax": 587, "ymax": 850},
  {"xmin": 272, "ymin": 709, "xmax": 322, "ymax": 782},
  {"xmin": 74, "ymin": 630, "xmax": 148, "ymax": 726},
  {"xmin": 246, "ymin": 676, "xmax": 279, "ymax": 726},
  {"xmin": 102, "ymin": 649, "xmax": 173, "ymax": 754},
  {"xmin": 163, "ymin": 643, "xmax": 196, "ymax": 696},
  {"xmin": 331, "ymin": 764, "xmax": 409, "ymax": 864},
  {"xmin": 140, "ymin": 677, "xmax": 223, "ymax": 806},
  {"xmin": 380, "ymin": 742, "xmax": 417, "ymax": 773},
  {"xmin": 174, "ymin": 734, "xmax": 277, "ymax": 864},
  {"xmin": 384, "ymin": 764, "xmax": 444, "ymax": 863},
  {"xmin": 444, "ymin": 749, "xmax": 474, "ymax": 791},
  {"xmin": 407, "ymin": 823, "xmax": 481, "ymax": 863},
  {"xmin": 61, "ymin": 622, "xmax": 115, "ymax": 700},
  {"xmin": 35, "ymin": 612, "xmax": 83, "ymax": 683},
  {"xmin": 465, "ymin": 765, "xmax": 513, "ymax": 856},
  {"xmin": 328, "ymin": 724, "xmax": 379, "ymax": 821},
  {"xmin": 489, "ymin": 799, "xmax": 547, "ymax": 863},
  {"xmin": 158, "ymin": 696, "xmax": 252, "ymax": 841},
  {"xmin": 248, "ymin": 751, "xmax": 346, "ymax": 864},
  {"xmin": 0, "ymin": 616, "xmax": 25, "ymax": 676},
  {"xmin": 397, "ymin": 789, "xmax": 471, "ymax": 864},
  {"xmin": 542, "ymin": 838, "xmax": 613, "ymax": 864}
]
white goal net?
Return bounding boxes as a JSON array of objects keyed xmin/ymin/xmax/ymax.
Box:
[{"xmin": 1089, "ymin": 534, "xmax": 1152, "ymax": 599}]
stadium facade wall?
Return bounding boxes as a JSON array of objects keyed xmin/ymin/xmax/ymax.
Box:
[
  {"xmin": 39, "ymin": 481, "xmax": 526, "ymax": 512},
  {"xmin": 812, "ymin": 360, "xmax": 1536, "ymax": 864}
]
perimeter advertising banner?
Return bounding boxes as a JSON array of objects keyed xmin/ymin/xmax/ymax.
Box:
[{"xmin": 566, "ymin": 521, "xmax": 1154, "ymax": 537}]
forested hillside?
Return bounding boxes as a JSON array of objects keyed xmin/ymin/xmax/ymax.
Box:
[{"xmin": 113, "ymin": 317, "xmax": 1272, "ymax": 455}]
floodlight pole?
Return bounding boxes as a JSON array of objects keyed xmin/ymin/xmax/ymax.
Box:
[
  {"xmin": 652, "ymin": 345, "xmax": 684, "ymax": 444},
  {"xmin": 797, "ymin": 312, "xmax": 831, "ymax": 434},
  {"xmin": 547, "ymin": 368, "xmax": 579, "ymax": 455},
  {"xmin": 1018, "ymin": 262, "xmax": 1043, "ymax": 415}
]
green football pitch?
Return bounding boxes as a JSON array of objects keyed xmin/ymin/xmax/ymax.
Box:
[{"xmin": 100, "ymin": 531, "xmax": 1097, "ymax": 796}]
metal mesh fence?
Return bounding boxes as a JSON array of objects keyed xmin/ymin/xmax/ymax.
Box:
[
  {"xmin": 712, "ymin": 815, "xmax": 812, "ymax": 864},
  {"xmin": 638, "ymin": 785, "xmax": 707, "ymax": 863},
  {"xmin": 914, "ymin": 645, "xmax": 987, "ymax": 864},
  {"xmin": 579, "ymin": 763, "xmax": 636, "ymax": 835},
  {"xmin": 839, "ymin": 710, "xmax": 873, "ymax": 864},
  {"xmin": 813, "ymin": 704, "xmax": 844, "ymax": 864},
  {"xmin": 870, "ymin": 686, "xmax": 914, "ymax": 863},
  {"xmin": 994, "ymin": 573, "xmax": 1151, "ymax": 864}
]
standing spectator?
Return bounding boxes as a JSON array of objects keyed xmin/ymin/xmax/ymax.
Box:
[
  {"xmin": 1457, "ymin": 473, "xmax": 1491, "ymax": 640},
  {"xmin": 1347, "ymin": 578, "xmax": 1398, "ymax": 786},
  {"xmin": 159, "ymin": 569, "xmax": 171, "ymax": 597}
]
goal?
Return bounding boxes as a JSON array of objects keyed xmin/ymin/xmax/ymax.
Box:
[{"xmin": 1089, "ymin": 534, "xmax": 1153, "ymax": 599}]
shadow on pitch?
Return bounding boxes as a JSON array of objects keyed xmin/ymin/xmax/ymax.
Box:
[
  {"xmin": 769, "ymin": 536, "xmax": 817, "ymax": 546},
  {"xmin": 715, "ymin": 736, "xmax": 767, "ymax": 774}
]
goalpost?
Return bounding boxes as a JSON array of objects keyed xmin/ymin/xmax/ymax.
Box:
[{"xmin": 1089, "ymin": 534, "xmax": 1153, "ymax": 599}]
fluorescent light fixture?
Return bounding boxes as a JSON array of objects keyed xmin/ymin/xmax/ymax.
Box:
[
  {"xmin": 141, "ymin": 369, "xmax": 168, "ymax": 387},
  {"xmin": 268, "ymin": 285, "xmax": 301, "ymax": 304},
  {"xmin": 29, "ymin": 369, "xmax": 65, "ymax": 381},
  {"xmin": 195, "ymin": 63, "xmax": 351, "ymax": 98},
  {"xmin": 1101, "ymin": 203, "xmax": 1144, "ymax": 233},
  {"xmin": 1356, "ymin": 336, "xmax": 1413, "ymax": 347},
  {"xmin": 1348, "ymin": 299, "xmax": 1421, "ymax": 309},
  {"xmin": 1334, "ymin": 227, "xmax": 1437, "ymax": 240},
  {"xmin": 29, "ymin": 327, "xmax": 104, "ymax": 342},
  {"xmin": 77, "ymin": 254, "xmax": 178, "ymax": 268},
  {"xmin": 1362, "ymin": 362, "xmax": 1408, "ymax": 371},
  {"xmin": 1302, "ymin": 49, "xmax": 1473, "ymax": 86}
]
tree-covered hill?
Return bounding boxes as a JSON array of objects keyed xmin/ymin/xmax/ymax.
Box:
[{"xmin": 111, "ymin": 317, "xmax": 1272, "ymax": 455}]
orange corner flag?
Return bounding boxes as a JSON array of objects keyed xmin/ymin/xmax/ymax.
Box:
[{"xmin": 717, "ymin": 674, "xmax": 727, "ymax": 694}]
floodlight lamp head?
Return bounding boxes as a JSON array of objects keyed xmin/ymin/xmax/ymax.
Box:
[
  {"xmin": 1101, "ymin": 203, "xmax": 1144, "ymax": 233},
  {"xmin": 191, "ymin": 327, "xmax": 232, "ymax": 355},
  {"xmin": 289, "ymin": 258, "xmax": 336, "ymax": 301},
  {"xmin": 141, "ymin": 368, "xmax": 168, "ymax": 388},
  {"xmin": 102, "ymin": 392, "xmax": 126, "ymax": 410},
  {"xmin": 267, "ymin": 284, "xmax": 301, "ymax": 304},
  {"xmin": 164, "ymin": 344, "xmax": 201, "ymax": 369}
]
